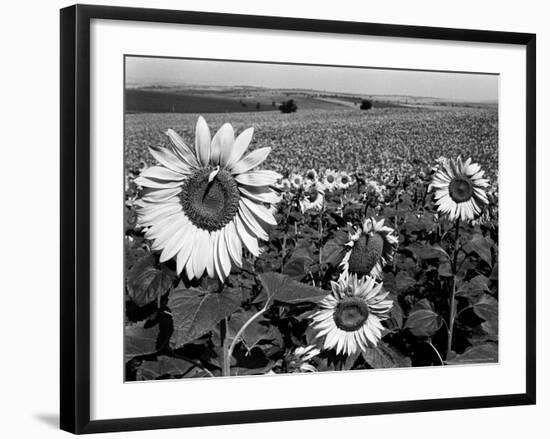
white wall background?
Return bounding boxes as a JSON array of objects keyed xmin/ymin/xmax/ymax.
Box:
[{"xmin": 0, "ymin": 0, "xmax": 546, "ymax": 437}]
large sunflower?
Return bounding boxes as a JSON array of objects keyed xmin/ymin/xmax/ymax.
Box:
[
  {"xmin": 311, "ymin": 273, "xmax": 393, "ymax": 355},
  {"xmin": 431, "ymin": 156, "xmax": 489, "ymax": 222},
  {"xmin": 341, "ymin": 217, "xmax": 398, "ymax": 279},
  {"xmin": 134, "ymin": 116, "xmax": 281, "ymax": 281}
]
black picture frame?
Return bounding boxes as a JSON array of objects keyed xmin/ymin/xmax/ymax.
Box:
[{"xmin": 60, "ymin": 4, "xmax": 536, "ymax": 434}]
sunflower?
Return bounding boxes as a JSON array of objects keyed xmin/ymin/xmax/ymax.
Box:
[
  {"xmin": 431, "ymin": 156, "xmax": 448, "ymax": 173},
  {"xmin": 289, "ymin": 173, "xmax": 304, "ymax": 190},
  {"xmin": 336, "ymin": 171, "xmax": 353, "ymax": 190},
  {"xmin": 341, "ymin": 217, "xmax": 398, "ymax": 279},
  {"xmin": 305, "ymin": 168, "xmax": 318, "ymax": 184},
  {"xmin": 279, "ymin": 178, "xmax": 292, "ymax": 192},
  {"xmin": 134, "ymin": 116, "xmax": 281, "ymax": 281},
  {"xmin": 299, "ymin": 182, "xmax": 325, "ymax": 213},
  {"xmin": 322, "ymin": 169, "xmax": 338, "ymax": 191},
  {"xmin": 138, "ymin": 159, "xmax": 149, "ymax": 173},
  {"xmin": 288, "ymin": 346, "xmax": 320, "ymax": 373},
  {"xmin": 436, "ymin": 156, "xmax": 448, "ymax": 166},
  {"xmin": 364, "ymin": 180, "xmax": 386, "ymax": 206},
  {"xmin": 431, "ymin": 156, "xmax": 489, "ymax": 222},
  {"xmin": 311, "ymin": 273, "xmax": 393, "ymax": 355}
]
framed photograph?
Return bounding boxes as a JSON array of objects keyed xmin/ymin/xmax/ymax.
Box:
[{"xmin": 60, "ymin": 4, "xmax": 536, "ymax": 434}]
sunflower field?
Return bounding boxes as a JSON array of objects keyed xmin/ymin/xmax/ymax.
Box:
[{"xmin": 124, "ymin": 106, "xmax": 498, "ymax": 380}]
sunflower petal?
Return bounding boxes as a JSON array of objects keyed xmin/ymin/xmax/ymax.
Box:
[
  {"xmin": 195, "ymin": 116, "xmax": 211, "ymax": 166},
  {"xmin": 212, "ymin": 123, "xmax": 235, "ymax": 166},
  {"xmin": 150, "ymin": 214, "xmax": 187, "ymax": 250},
  {"xmin": 140, "ymin": 187, "xmax": 181, "ymax": 203},
  {"xmin": 211, "ymin": 231, "xmax": 222, "ymax": 281},
  {"xmin": 235, "ymin": 170, "xmax": 282, "ymax": 187},
  {"xmin": 135, "ymin": 176, "xmax": 183, "ymax": 189},
  {"xmin": 239, "ymin": 186, "xmax": 281, "ymax": 204},
  {"xmin": 241, "ymin": 198, "xmax": 277, "ymax": 226},
  {"xmin": 139, "ymin": 166, "xmax": 186, "ymax": 182},
  {"xmin": 148, "ymin": 145, "xmax": 192, "ymax": 175},
  {"xmin": 224, "ymin": 221, "xmax": 243, "ymax": 267},
  {"xmin": 159, "ymin": 219, "xmax": 191, "ymax": 262},
  {"xmin": 166, "ymin": 129, "xmax": 200, "ymax": 169},
  {"xmin": 235, "ymin": 215, "xmax": 260, "ymax": 257},
  {"xmin": 191, "ymin": 229, "xmax": 209, "ymax": 279},
  {"xmin": 238, "ymin": 203, "xmax": 269, "ymax": 241},
  {"xmin": 176, "ymin": 227, "xmax": 195, "ymax": 275},
  {"xmin": 217, "ymin": 230, "xmax": 232, "ymax": 280},
  {"xmin": 229, "ymin": 147, "xmax": 271, "ymax": 175},
  {"xmin": 225, "ymin": 127, "xmax": 254, "ymax": 168},
  {"xmin": 137, "ymin": 204, "xmax": 182, "ymax": 228},
  {"xmin": 205, "ymin": 232, "xmax": 215, "ymax": 278}
]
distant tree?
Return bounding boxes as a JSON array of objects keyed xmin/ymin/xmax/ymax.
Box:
[
  {"xmin": 256, "ymin": 102, "xmax": 261, "ymax": 109},
  {"xmin": 360, "ymin": 99, "xmax": 373, "ymax": 110},
  {"xmin": 279, "ymin": 99, "xmax": 298, "ymax": 114}
]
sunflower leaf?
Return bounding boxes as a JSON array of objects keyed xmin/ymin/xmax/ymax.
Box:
[
  {"xmin": 168, "ymin": 288, "xmax": 242, "ymax": 348},
  {"xmin": 362, "ymin": 341, "xmax": 411, "ymax": 368},
  {"xmin": 282, "ymin": 258, "xmax": 310, "ymax": 280},
  {"xmin": 386, "ymin": 299, "xmax": 404, "ymax": 330},
  {"xmin": 438, "ymin": 260, "xmax": 453, "ymax": 277},
  {"xmin": 395, "ymin": 271, "xmax": 416, "ymax": 293},
  {"xmin": 405, "ymin": 309, "xmax": 443, "ymax": 338},
  {"xmin": 446, "ymin": 343, "xmax": 498, "ymax": 364},
  {"xmin": 473, "ymin": 294, "xmax": 498, "ymax": 336},
  {"xmin": 407, "ymin": 243, "xmax": 450, "ymax": 261},
  {"xmin": 282, "ymin": 241, "xmax": 315, "ymax": 279},
  {"xmin": 456, "ymin": 274, "xmax": 490, "ymax": 303},
  {"xmin": 328, "ymin": 212, "xmax": 347, "ymax": 227},
  {"xmin": 462, "ymin": 234, "xmax": 493, "ymax": 267},
  {"xmin": 290, "ymin": 240, "xmax": 315, "ymax": 261},
  {"xmin": 227, "ymin": 310, "xmax": 282, "ymax": 350},
  {"xmin": 125, "ymin": 322, "xmax": 160, "ymax": 361},
  {"xmin": 136, "ymin": 356, "xmax": 195, "ymax": 380},
  {"xmin": 412, "ymin": 298, "xmax": 435, "ymax": 312},
  {"xmin": 321, "ymin": 239, "xmax": 346, "ymax": 266},
  {"xmin": 258, "ymin": 272, "xmax": 329, "ymax": 305},
  {"xmin": 126, "ymin": 255, "xmax": 176, "ymax": 306}
]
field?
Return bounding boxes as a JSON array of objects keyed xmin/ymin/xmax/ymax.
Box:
[
  {"xmin": 124, "ymin": 104, "xmax": 499, "ymax": 380},
  {"xmin": 125, "ymin": 106, "xmax": 498, "ymax": 179}
]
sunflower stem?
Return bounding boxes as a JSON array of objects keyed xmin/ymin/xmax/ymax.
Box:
[
  {"xmin": 392, "ymin": 197, "xmax": 399, "ymax": 272},
  {"xmin": 280, "ymin": 197, "xmax": 294, "ymax": 273},
  {"xmin": 363, "ymin": 195, "xmax": 370, "ymax": 217},
  {"xmin": 421, "ymin": 180, "xmax": 429, "ymax": 207},
  {"xmin": 227, "ymin": 302, "xmax": 269, "ymax": 372},
  {"xmin": 220, "ymin": 318, "xmax": 230, "ymax": 377},
  {"xmin": 427, "ymin": 340, "xmax": 444, "ymax": 366},
  {"xmin": 447, "ymin": 218, "xmax": 461, "ymax": 359},
  {"xmin": 318, "ymin": 208, "xmax": 325, "ymax": 274}
]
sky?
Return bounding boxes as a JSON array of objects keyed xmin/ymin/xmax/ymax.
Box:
[{"xmin": 125, "ymin": 56, "xmax": 498, "ymax": 102}]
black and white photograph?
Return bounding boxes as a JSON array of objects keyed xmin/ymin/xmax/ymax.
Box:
[
  {"xmin": 0, "ymin": 0, "xmax": 544, "ymax": 436},
  {"xmin": 124, "ymin": 56, "xmax": 499, "ymax": 380}
]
